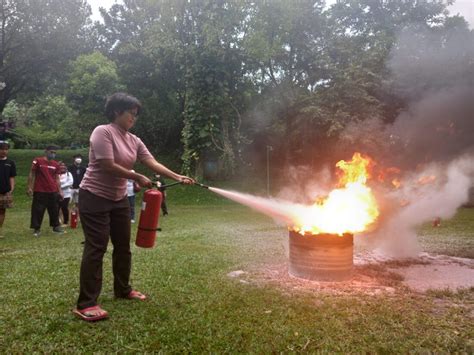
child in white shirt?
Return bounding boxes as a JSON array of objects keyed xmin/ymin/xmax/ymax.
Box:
[{"xmin": 59, "ymin": 162, "xmax": 74, "ymax": 225}]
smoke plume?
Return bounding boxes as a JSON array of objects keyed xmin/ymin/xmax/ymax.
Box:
[
  {"xmin": 387, "ymin": 25, "xmax": 474, "ymax": 167},
  {"xmin": 371, "ymin": 155, "xmax": 474, "ymax": 257},
  {"xmin": 355, "ymin": 25, "xmax": 474, "ymax": 256}
]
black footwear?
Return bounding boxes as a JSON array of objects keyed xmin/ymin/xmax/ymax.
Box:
[
  {"xmin": 33, "ymin": 230, "xmax": 41, "ymax": 237},
  {"xmin": 53, "ymin": 226, "xmax": 65, "ymax": 234}
]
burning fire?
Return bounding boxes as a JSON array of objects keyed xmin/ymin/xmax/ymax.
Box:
[{"xmin": 291, "ymin": 153, "xmax": 379, "ymax": 236}]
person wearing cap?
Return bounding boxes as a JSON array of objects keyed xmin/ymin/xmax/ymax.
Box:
[
  {"xmin": 0, "ymin": 141, "xmax": 16, "ymax": 238},
  {"xmin": 27, "ymin": 145, "xmax": 64, "ymax": 237},
  {"xmin": 73, "ymin": 92, "xmax": 194, "ymax": 322},
  {"xmin": 69, "ymin": 154, "xmax": 87, "ymax": 206}
]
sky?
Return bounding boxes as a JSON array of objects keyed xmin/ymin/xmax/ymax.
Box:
[
  {"xmin": 88, "ymin": 0, "xmax": 473, "ymax": 27},
  {"xmin": 88, "ymin": 0, "xmax": 118, "ymax": 21}
]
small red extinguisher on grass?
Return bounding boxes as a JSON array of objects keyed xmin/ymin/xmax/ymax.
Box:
[
  {"xmin": 135, "ymin": 188, "xmax": 163, "ymax": 248},
  {"xmin": 70, "ymin": 208, "xmax": 78, "ymax": 229}
]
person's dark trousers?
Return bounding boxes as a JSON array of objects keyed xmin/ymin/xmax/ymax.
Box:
[
  {"xmin": 161, "ymin": 197, "xmax": 168, "ymax": 215},
  {"xmin": 127, "ymin": 195, "xmax": 135, "ymax": 220},
  {"xmin": 30, "ymin": 192, "xmax": 61, "ymax": 230},
  {"xmin": 77, "ymin": 189, "xmax": 132, "ymax": 310},
  {"xmin": 59, "ymin": 197, "xmax": 71, "ymax": 224}
]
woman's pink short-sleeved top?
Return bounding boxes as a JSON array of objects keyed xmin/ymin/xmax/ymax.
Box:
[{"xmin": 80, "ymin": 123, "xmax": 153, "ymax": 201}]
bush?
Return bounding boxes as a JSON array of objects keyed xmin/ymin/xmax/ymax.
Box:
[{"xmin": 8, "ymin": 96, "xmax": 78, "ymax": 148}]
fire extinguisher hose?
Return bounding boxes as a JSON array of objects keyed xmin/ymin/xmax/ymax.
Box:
[
  {"xmin": 151, "ymin": 181, "xmax": 210, "ymax": 189},
  {"xmin": 152, "ymin": 181, "xmax": 183, "ymax": 189}
]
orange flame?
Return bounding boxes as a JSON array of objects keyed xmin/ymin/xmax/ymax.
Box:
[
  {"xmin": 377, "ymin": 166, "xmax": 401, "ymax": 188},
  {"xmin": 291, "ymin": 153, "xmax": 380, "ymax": 236},
  {"xmin": 392, "ymin": 178, "xmax": 402, "ymax": 189}
]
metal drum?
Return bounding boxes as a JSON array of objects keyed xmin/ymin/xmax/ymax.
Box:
[{"xmin": 288, "ymin": 231, "xmax": 353, "ymax": 281}]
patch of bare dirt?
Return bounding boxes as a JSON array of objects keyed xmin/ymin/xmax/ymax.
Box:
[
  {"xmin": 387, "ymin": 253, "xmax": 474, "ymax": 292},
  {"xmin": 227, "ymin": 252, "xmax": 474, "ymax": 296},
  {"xmin": 259, "ymin": 263, "xmax": 401, "ymax": 296}
]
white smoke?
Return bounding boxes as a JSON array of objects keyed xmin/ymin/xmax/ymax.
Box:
[
  {"xmin": 371, "ymin": 154, "xmax": 474, "ymax": 257},
  {"xmin": 277, "ymin": 165, "xmax": 332, "ymax": 204}
]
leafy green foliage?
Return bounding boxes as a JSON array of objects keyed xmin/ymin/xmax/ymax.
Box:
[
  {"xmin": 97, "ymin": 0, "xmax": 188, "ymax": 154},
  {"xmin": 0, "ymin": 0, "xmax": 92, "ymax": 110},
  {"xmin": 98, "ymin": 0, "xmax": 252, "ymax": 175},
  {"xmin": 67, "ymin": 52, "xmax": 125, "ymax": 141},
  {"xmin": 2, "ymin": 100, "xmax": 28, "ymax": 123},
  {"xmin": 1, "ymin": 0, "xmax": 472, "ymax": 176},
  {"xmin": 9, "ymin": 96, "xmax": 77, "ymax": 148}
]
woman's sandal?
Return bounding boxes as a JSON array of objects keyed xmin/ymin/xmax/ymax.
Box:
[
  {"xmin": 72, "ymin": 305, "xmax": 109, "ymax": 322},
  {"xmin": 127, "ymin": 290, "xmax": 147, "ymax": 301}
]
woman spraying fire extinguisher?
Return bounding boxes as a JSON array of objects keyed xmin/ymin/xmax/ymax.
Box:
[{"xmin": 73, "ymin": 93, "xmax": 194, "ymax": 322}]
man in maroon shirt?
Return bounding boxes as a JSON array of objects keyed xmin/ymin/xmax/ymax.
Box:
[{"xmin": 27, "ymin": 145, "xmax": 64, "ymax": 237}]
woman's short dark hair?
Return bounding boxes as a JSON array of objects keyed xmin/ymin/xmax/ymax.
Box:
[{"xmin": 105, "ymin": 93, "xmax": 142, "ymax": 121}]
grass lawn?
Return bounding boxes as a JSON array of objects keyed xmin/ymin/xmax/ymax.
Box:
[{"xmin": 1, "ymin": 150, "xmax": 473, "ymax": 352}]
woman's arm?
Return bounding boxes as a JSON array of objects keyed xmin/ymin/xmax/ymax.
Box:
[
  {"xmin": 9, "ymin": 177, "xmax": 14, "ymax": 193},
  {"xmin": 98, "ymin": 159, "xmax": 153, "ymax": 187},
  {"xmin": 141, "ymin": 158, "xmax": 194, "ymax": 184}
]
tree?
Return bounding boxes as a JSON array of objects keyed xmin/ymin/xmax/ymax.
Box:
[
  {"xmin": 266, "ymin": 0, "xmax": 454, "ymax": 166},
  {"xmin": 10, "ymin": 96, "xmax": 77, "ymax": 148},
  {"xmin": 179, "ymin": 0, "xmax": 252, "ymax": 176},
  {"xmin": 0, "ymin": 0, "xmax": 93, "ymax": 111},
  {"xmin": 67, "ymin": 51, "xmax": 124, "ymax": 141},
  {"xmin": 98, "ymin": 0, "xmax": 253, "ymax": 176},
  {"xmin": 240, "ymin": 0, "xmax": 330, "ymax": 166},
  {"xmin": 97, "ymin": 0, "xmax": 188, "ymax": 154}
]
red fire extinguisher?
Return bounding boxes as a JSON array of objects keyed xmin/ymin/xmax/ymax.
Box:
[
  {"xmin": 136, "ymin": 189, "xmax": 163, "ymax": 248},
  {"xmin": 70, "ymin": 208, "xmax": 78, "ymax": 229}
]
